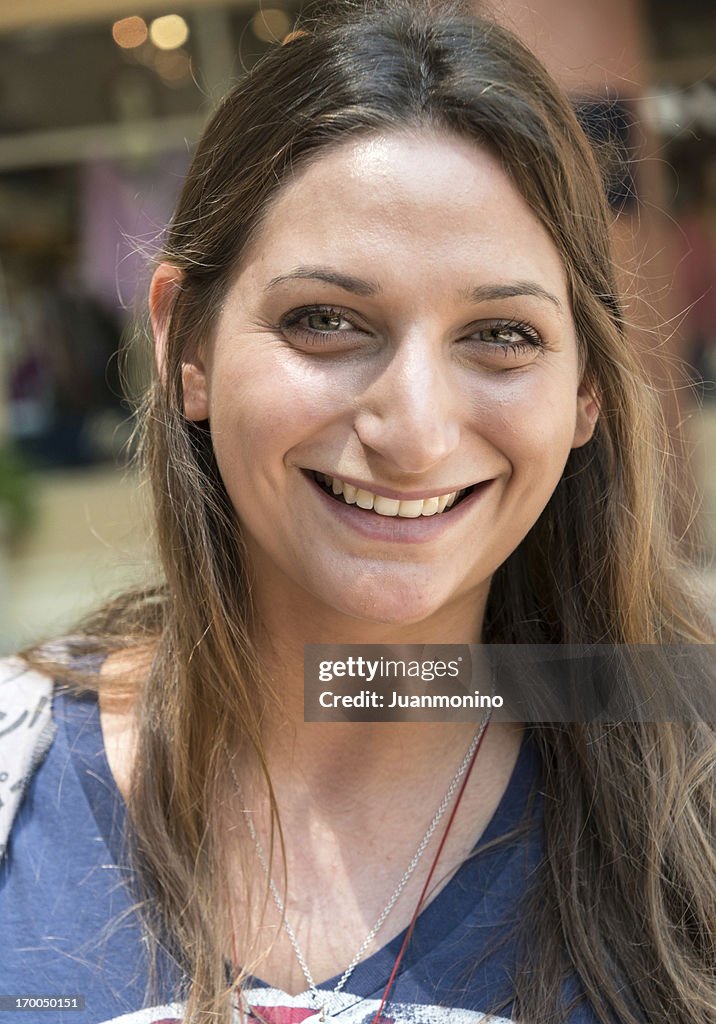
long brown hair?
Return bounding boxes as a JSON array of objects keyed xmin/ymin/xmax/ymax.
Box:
[{"xmin": 26, "ymin": 1, "xmax": 716, "ymax": 1022}]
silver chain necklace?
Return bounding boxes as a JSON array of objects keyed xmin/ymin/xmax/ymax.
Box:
[{"xmin": 228, "ymin": 711, "xmax": 492, "ymax": 1022}]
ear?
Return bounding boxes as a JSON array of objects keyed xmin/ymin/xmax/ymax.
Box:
[
  {"xmin": 149, "ymin": 262, "xmax": 209, "ymax": 422},
  {"xmin": 149, "ymin": 262, "xmax": 182, "ymax": 378},
  {"xmin": 571, "ymin": 378, "xmax": 600, "ymax": 449}
]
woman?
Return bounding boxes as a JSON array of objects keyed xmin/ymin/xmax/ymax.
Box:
[{"xmin": 2, "ymin": 1, "xmax": 715, "ymax": 1023}]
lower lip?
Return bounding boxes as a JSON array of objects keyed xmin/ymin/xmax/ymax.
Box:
[{"xmin": 305, "ymin": 474, "xmax": 494, "ymax": 543}]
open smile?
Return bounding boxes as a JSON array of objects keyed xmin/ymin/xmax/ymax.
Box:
[{"xmin": 306, "ymin": 470, "xmax": 480, "ymax": 518}]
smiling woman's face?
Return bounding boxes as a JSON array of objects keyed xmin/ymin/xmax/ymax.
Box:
[{"xmin": 170, "ymin": 130, "xmax": 598, "ymax": 629}]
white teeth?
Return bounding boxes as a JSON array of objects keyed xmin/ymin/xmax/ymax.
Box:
[
  {"xmin": 355, "ymin": 488, "xmax": 374, "ymax": 509},
  {"xmin": 397, "ymin": 499, "xmax": 424, "ymax": 518},
  {"xmin": 342, "ymin": 483, "xmax": 358, "ymax": 504},
  {"xmin": 420, "ymin": 496, "xmax": 440, "ymax": 516},
  {"xmin": 373, "ymin": 495, "xmax": 401, "ymax": 517},
  {"xmin": 316, "ymin": 473, "xmax": 467, "ymax": 517}
]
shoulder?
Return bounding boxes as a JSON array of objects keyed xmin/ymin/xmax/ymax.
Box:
[{"xmin": 0, "ymin": 643, "xmax": 147, "ymax": 857}]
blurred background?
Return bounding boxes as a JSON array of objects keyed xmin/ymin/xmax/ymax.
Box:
[{"xmin": 0, "ymin": 0, "xmax": 714, "ymax": 652}]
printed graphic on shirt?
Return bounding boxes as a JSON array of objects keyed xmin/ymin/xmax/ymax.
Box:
[{"xmin": 97, "ymin": 988, "xmax": 513, "ymax": 1024}]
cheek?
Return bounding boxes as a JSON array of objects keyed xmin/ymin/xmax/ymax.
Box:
[
  {"xmin": 471, "ymin": 370, "xmax": 579, "ymax": 470},
  {"xmin": 207, "ymin": 347, "xmax": 345, "ymax": 484}
]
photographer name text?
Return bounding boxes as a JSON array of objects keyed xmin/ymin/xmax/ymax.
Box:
[{"xmin": 318, "ymin": 689, "xmax": 503, "ymax": 709}]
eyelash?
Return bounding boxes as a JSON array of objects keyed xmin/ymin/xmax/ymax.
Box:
[
  {"xmin": 278, "ymin": 306, "xmax": 357, "ymax": 346},
  {"xmin": 473, "ymin": 319, "xmax": 544, "ymax": 356},
  {"xmin": 278, "ymin": 304, "xmax": 545, "ymax": 355}
]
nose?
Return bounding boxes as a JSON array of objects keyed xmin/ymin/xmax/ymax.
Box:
[{"xmin": 353, "ymin": 338, "xmax": 461, "ymax": 475}]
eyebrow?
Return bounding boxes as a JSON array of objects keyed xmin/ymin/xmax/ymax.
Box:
[
  {"xmin": 265, "ymin": 265, "xmax": 563, "ymax": 310},
  {"xmin": 462, "ymin": 282, "xmax": 563, "ymax": 310},
  {"xmin": 265, "ymin": 267, "xmax": 379, "ymax": 296}
]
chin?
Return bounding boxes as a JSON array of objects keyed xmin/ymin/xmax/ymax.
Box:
[{"xmin": 316, "ymin": 577, "xmax": 454, "ymax": 628}]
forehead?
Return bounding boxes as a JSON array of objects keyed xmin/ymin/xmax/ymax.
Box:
[{"xmin": 238, "ymin": 129, "xmax": 569, "ymax": 298}]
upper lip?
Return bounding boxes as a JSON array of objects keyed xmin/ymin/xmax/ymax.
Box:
[{"xmin": 304, "ymin": 469, "xmax": 487, "ymax": 502}]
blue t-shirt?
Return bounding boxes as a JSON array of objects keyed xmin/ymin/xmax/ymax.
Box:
[{"xmin": 1, "ymin": 689, "xmax": 598, "ymax": 1024}]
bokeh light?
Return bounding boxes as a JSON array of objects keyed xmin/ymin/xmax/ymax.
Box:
[
  {"xmin": 112, "ymin": 16, "xmax": 148, "ymax": 49},
  {"xmin": 128, "ymin": 40, "xmax": 156, "ymax": 67},
  {"xmin": 149, "ymin": 14, "xmax": 190, "ymax": 51},
  {"xmin": 153, "ymin": 48, "xmax": 192, "ymax": 85}
]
